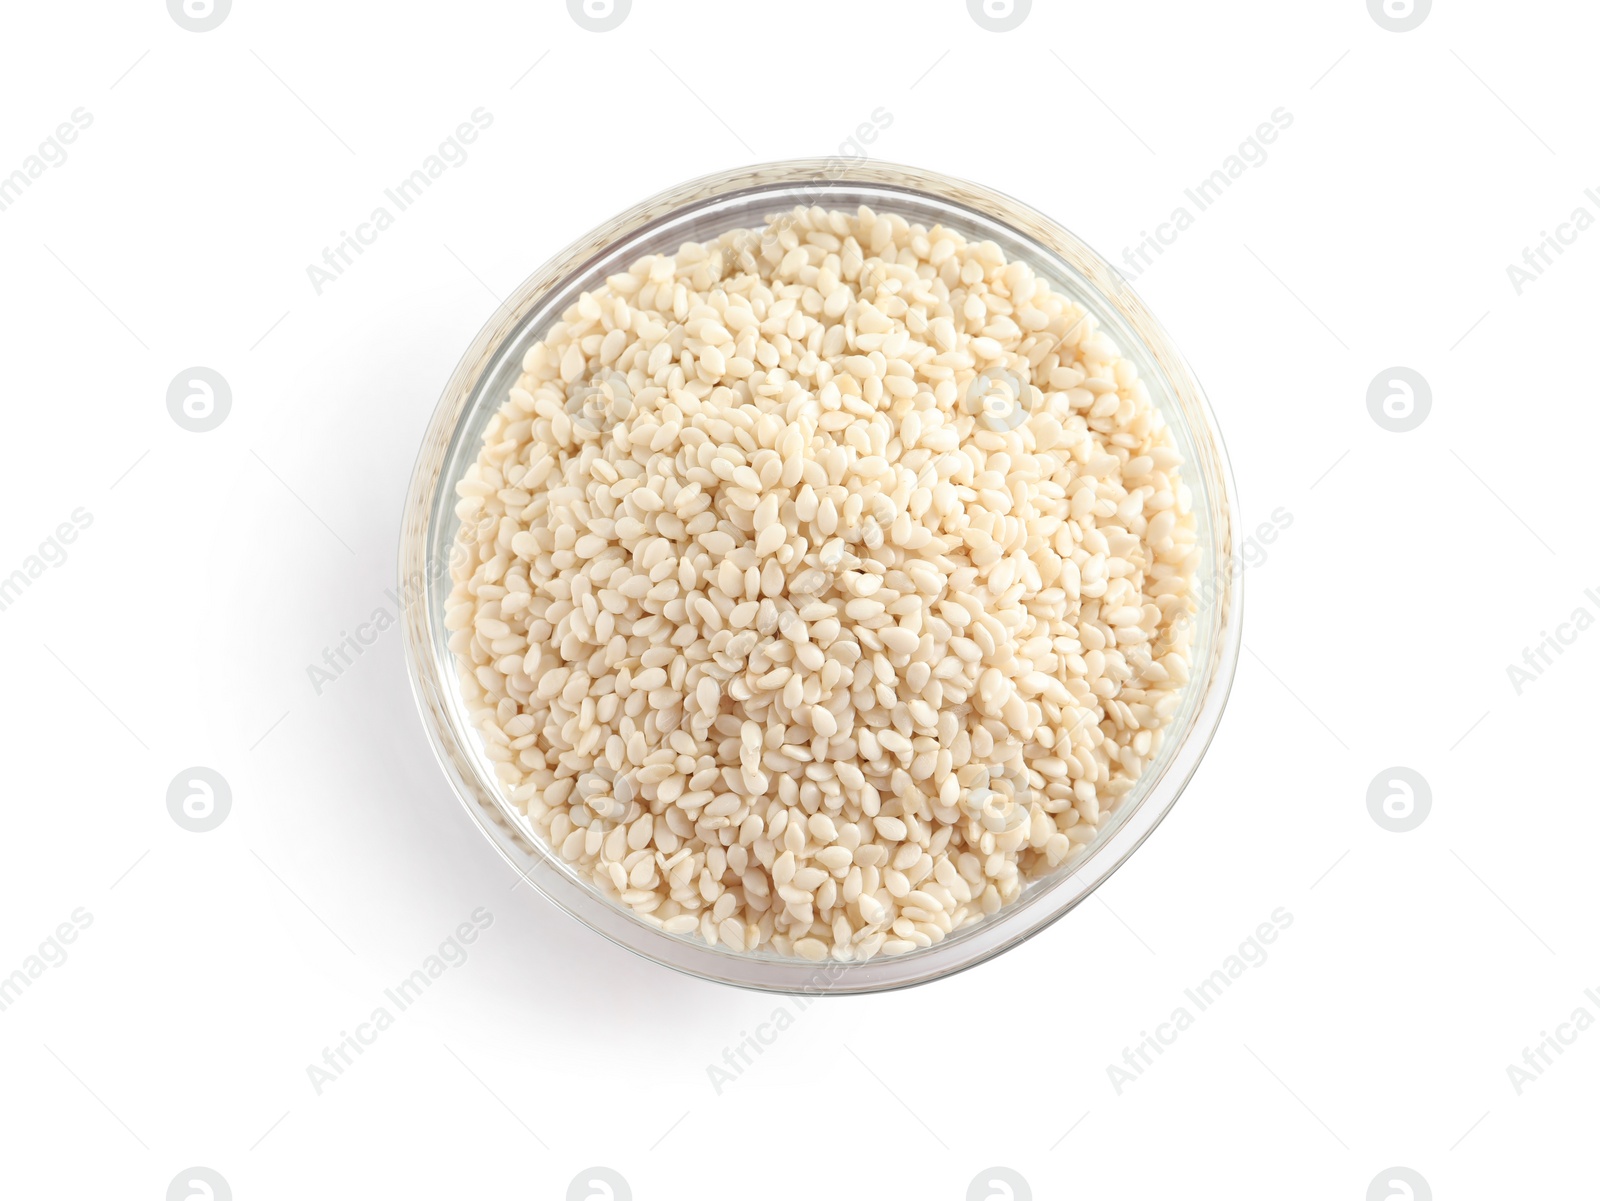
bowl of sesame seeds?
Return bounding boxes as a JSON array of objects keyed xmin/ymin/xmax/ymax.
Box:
[{"xmin": 401, "ymin": 159, "xmax": 1242, "ymax": 993}]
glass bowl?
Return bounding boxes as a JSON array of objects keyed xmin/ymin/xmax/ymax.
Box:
[{"xmin": 400, "ymin": 159, "xmax": 1242, "ymax": 994}]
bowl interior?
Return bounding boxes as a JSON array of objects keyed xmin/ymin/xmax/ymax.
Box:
[{"xmin": 405, "ymin": 163, "xmax": 1239, "ymax": 993}]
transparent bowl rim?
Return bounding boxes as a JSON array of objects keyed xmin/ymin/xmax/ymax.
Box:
[{"xmin": 399, "ymin": 158, "xmax": 1244, "ymax": 995}]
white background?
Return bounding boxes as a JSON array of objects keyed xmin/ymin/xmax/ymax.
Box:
[{"xmin": 1, "ymin": 1, "xmax": 1595, "ymax": 1198}]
